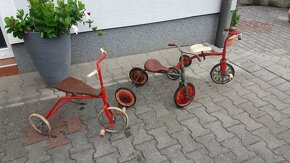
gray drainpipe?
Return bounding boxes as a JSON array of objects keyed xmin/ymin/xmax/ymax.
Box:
[{"xmin": 215, "ymin": 0, "xmax": 233, "ymax": 48}]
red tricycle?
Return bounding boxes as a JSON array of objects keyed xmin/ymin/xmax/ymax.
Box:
[
  {"xmin": 127, "ymin": 28, "xmax": 242, "ymax": 107},
  {"xmin": 178, "ymin": 28, "xmax": 242, "ymax": 84},
  {"xmin": 29, "ymin": 49, "xmax": 136, "ymax": 137}
]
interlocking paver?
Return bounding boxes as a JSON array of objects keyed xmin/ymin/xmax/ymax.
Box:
[
  {"xmin": 242, "ymin": 93, "xmax": 269, "ymax": 108},
  {"xmin": 112, "ymin": 137, "xmax": 138, "ymax": 162},
  {"xmin": 47, "ymin": 144, "xmax": 74, "ymax": 163},
  {"xmin": 67, "ymin": 131, "xmax": 93, "ymax": 154},
  {"xmin": 185, "ymin": 147, "xmax": 214, "ymax": 163},
  {"xmin": 242, "ymin": 156, "xmax": 264, "ymax": 163},
  {"xmin": 137, "ymin": 111, "xmax": 164, "ymax": 131},
  {"xmin": 195, "ymin": 133, "xmax": 229, "ymax": 158},
  {"xmin": 227, "ymin": 82, "xmax": 252, "ymax": 96},
  {"xmin": 148, "ymin": 126, "xmax": 178, "ymax": 149},
  {"xmin": 262, "ymin": 95, "xmax": 290, "ymax": 111},
  {"xmin": 25, "ymin": 141, "xmax": 51, "ymax": 163},
  {"xmin": 94, "ymin": 152, "xmax": 119, "ymax": 163},
  {"xmin": 248, "ymin": 141, "xmax": 284, "ymax": 163},
  {"xmin": 197, "ymin": 97, "xmax": 224, "ymax": 113},
  {"xmin": 277, "ymin": 130, "xmax": 290, "ymax": 144},
  {"xmin": 213, "ymin": 151, "xmax": 238, "ymax": 163},
  {"xmin": 233, "ymin": 112, "xmax": 263, "ymax": 131},
  {"xmin": 256, "ymin": 115, "xmax": 288, "ymax": 135},
  {"xmin": 159, "ymin": 114, "xmax": 185, "ymax": 134},
  {"xmin": 252, "ymin": 127, "xmax": 286, "ymax": 149},
  {"xmin": 2, "ymin": 138, "xmax": 28, "ymax": 162},
  {"xmin": 130, "ymin": 123, "xmax": 153, "ymax": 145},
  {"xmin": 223, "ymin": 90, "xmax": 248, "ymax": 106},
  {"xmin": 161, "ymin": 144, "xmax": 192, "ymax": 163},
  {"xmin": 211, "ymin": 109, "xmax": 240, "ymax": 128},
  {"xmin": 259, "ymin": 104, "xmax": 288, "ymax": 122},
  {"xmin": 135, "ymin": 140, "xmax": 168, "ymax": 163},
  {"xmin": 70, "ymin": 148, "xmax": 94, "ymax": 163},
  {"xmin": 216, "ymin": 99, "xmax": 244, "ymax": 116},
  {"xmin": 171, "ymin": 129, "xmax": 203, "ymax": 154},
  {"xmin": 274, "ymin": 144, "xmax": 290, "ymax": 162},
  {"xmin": 221, "ymin": 137, "xmax": 256, "ymax": 162},
  {"xmin": 266, "ymin": 87, "xmax": 289, "ymax": 101},
  {"xmin": 237, "ymin": 101, "xmax": 266, "ymax": 119},
  {"xmin": 181, "ymin": 117, "xmax": 211, "ymax": 138},
  {"xmin": 204, "ymin": 121, "xmax": 235, "ymax": 142},
  {"xmin": 279, "ymin": 118, "xmax": 290, "ymax": 128},
  {"xmin": 148, "ymin": 102, "xmax": 171, "ymax": 118},
  {"xmin": 228, "ymin": 124, "xmax": 260, "ymax": 146},
  {"xmin": 247, "ymin": 84, "xmax": 271, "ymax": 98},
  {"xmin": 89, "ymin": 136, "xmax": 117, "ymax": 159},
  {"xmin": 188, "ymin": 106, "xmax": 217, "ymax": 125},
  {"xmin": 172, "ymin": 107, "xmax": 195, "ymax": 121}
]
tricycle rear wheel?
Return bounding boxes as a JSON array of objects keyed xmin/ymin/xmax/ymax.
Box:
[
  {"xmin": 179, "ymin": 55, "xmax": 192, "ymax": 67},
  {"xmin": 29, "ymin": 113, "xmax": 52, "ymax": 135},
  {"xmin": 115, "ymin": 87, "xmax": 136, "ymax": 107},
  {"xmin": 129, "ymin": 68, "xmax": 148, "ymax": 86}
]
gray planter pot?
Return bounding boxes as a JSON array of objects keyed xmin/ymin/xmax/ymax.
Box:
[{"xmin": 24, "ymin": 32, "xmax": 71, "ymax": 87}]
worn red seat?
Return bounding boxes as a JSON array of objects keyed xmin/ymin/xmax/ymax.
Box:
[
  {"xmin": 56, "ymin": 77, "xmax": 100, "ymax": 96},
  {"xmin": 144, "ymin": 59, "xmax": 169, "ymax": 73}
]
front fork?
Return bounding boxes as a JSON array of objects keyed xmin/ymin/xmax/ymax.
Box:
[
  {"xmin": 179, "ymin": 66, "xmax": 190, "ymax": 98},
  {"xmin": 220, "ymin": 59, "xmax": 227, "ymax": 75}
]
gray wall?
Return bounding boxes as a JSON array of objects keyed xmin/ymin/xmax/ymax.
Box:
[{"xmin": 12, "ymin": 14, "xmax": 219, "ymax": 72}]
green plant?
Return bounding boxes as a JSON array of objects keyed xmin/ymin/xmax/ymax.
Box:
[
  {"xmin": 231, "ymin": 9, "xmax": 240, "ymax": 27},
  {"xmin": 4, "ymin": 0, "xmax": 103, "ymax": 39}
]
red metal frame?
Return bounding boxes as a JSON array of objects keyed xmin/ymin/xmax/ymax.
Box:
[
  {"xmin": 175, "ymin": 28, "xmax": 241, "ymax": 75},
  {"xmin": 44, "ymin": 50, "xmax": 115, "ymax": 128}
]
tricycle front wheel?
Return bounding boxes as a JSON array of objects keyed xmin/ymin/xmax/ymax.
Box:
[
  {"xmin": 98, "ymin": 107, "xmax": 128, "ymax": 133},
  {"xmin": 210, "ymin": 63, "xmax": 235, "ymax": 84},
  {"xmin": 174, "ymin": 83, "xmax": 195, "ymax": 108}
]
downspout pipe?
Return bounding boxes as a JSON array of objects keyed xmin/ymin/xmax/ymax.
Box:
[{"xmin": 215, "ymin": 0, "xmax": 233, "ymax": 48}]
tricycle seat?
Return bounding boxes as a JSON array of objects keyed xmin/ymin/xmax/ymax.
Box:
[
  {"xmin": 144, "ymin": 59, "xmax": 169, "ymax": 73},
  {"xmin": 190, "ymin": 44, "xmax": 212, "ymax": 54},
  {"xmin": 56, "ymin": 77, "xmax": 100, "ymax": 96}
]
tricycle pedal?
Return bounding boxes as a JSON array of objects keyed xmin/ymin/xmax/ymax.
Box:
[{"xmin": 100, "ymin": 129, "xmax": 106, "ymax": 138}]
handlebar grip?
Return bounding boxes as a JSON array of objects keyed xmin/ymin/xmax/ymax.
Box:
[
  {"xmin": 168, "ymin": 43, "xmax": 176, "ymax": 46},
  {"xmin": 238, "ymin": 34, "xmax": 242, "ymax": 40},
  {"xmin": 100, "ymin": 48, "xmax": 105, "ymax": 53},
  {"xmin": 87, "ymin": 69, "xmax": 98, "ymax": 78}
]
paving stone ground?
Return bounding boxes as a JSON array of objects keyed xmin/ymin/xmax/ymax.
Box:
[{"xmin": 1, "ymin": 6, "xmax": 290, "ymax": 163}]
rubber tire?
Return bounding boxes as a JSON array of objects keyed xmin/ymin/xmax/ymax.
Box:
[
  {"xmin": 174, "ymin": 83, "xmax": 195, "ymax": 108},
  {"xmin": 29, "ymin": 113, "xmax": 52, "ymax": 135},
  {"xmin": 97, "ymin": 107, "xmax": 128, "ymax": 133},
  {"xmin": 115, "ymin": 87, "xmax": 136, "ymax": 107},
  {"xmin": 179, "ymin": 55, "xmax": 192, "ymax": 67},
  {"xmin": 129, "ymin": 67, "xmax": 148, "ymax": 86},
  {"xmin": 210, "ymin": 63, "xmax": 235, "ymax": 84},
  {"xmin": 167, "ymin": 67, "xmax": 180, "ymax": 80}
]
